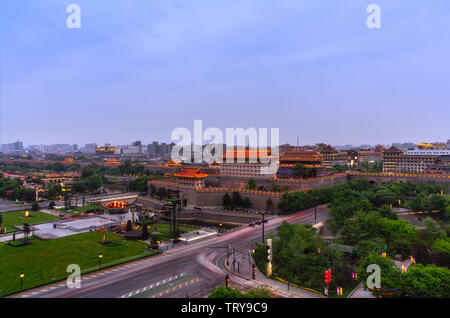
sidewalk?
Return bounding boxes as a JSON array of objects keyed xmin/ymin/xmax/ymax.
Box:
[
  {"xmin": 0, "ymin": 232, "xmax": 25, "ymax": 242},
  {"xmin": 225, "ymin": 246, "xmax": 325, "ymax": 298},
  {"xmin": 40, "ymin": 208, "xmax": 63, "ymax": 217},
  {"xmin": 347, "ymin": 283, "xmax": 373, "ymax": 298}
]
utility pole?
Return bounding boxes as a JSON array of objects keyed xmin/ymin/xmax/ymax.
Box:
[
  {"xmin": 262, "ymin": 212, "xmax": 265, "ymax": 244},
  {"xmin": 314, "ymin": 196, "xmax": 319, "ymax": 224},
  {"xmin": 315, "ymin": 205, "xmax": 317, "ymax": 224}
]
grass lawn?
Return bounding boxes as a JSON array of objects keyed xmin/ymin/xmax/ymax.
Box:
[
  {"xmin": 1, "ymin": 211, "xmax": 59, "ymax": 233},
  {"xmin": 0, "ymin": 231, "xmax": 155, "ymax": 297},
  {"xmin": 58, "ymin": 203, "xmax": 107, "ymax": 215},
  {"xmin": 149, "ymin": 222, "xmax": 197, "ymax": 242}
]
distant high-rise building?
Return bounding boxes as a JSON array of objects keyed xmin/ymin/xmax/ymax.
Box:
[
  {"xmin": 1, "ymin": 141, "xmax": 24, "ymax": 154},
  {"xmin": 81, "ymin": 143, "xmax": 97, "ymax": 153},
  {"xmin": 147, "ymin": 142, "xmax": 160, "ymax": 157}
]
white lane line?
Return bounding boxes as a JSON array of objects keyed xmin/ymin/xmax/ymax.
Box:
[{"xmin": 118, "ymin": 273, "xmax": 185, "ymax": 298}]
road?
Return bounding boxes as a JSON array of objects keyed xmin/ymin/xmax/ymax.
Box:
[{"xmin": 12, "ymin": 205, "xmax": 330, "ymax": 298}]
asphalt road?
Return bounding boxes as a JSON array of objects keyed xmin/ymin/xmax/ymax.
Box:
[{"xmin": 12, "ymin": 205, "xmax": 330, "ymax": 298}]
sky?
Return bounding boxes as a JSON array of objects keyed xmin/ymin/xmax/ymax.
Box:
[{"xmin": 0, "ymin": 0, "xmax": 449, "ymax": 147}]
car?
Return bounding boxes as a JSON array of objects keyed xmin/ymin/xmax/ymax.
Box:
[
  {"xmin": 248, "ymin": 223, "xmax": 255, "ymax": 227},
  {"xmin": 255, "ymin": 221, "xmax": 261, "ymax": 225},
  {"xmin": 262, "ymin": 219, "xmax": 268, "ymax": 223}
]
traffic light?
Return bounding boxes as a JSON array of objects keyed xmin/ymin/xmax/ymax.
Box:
[
  {"xmin": 266, "ymin": 239, "xmax": 273, "ymax": 277},
  {"xmin": 324, "ymin": 269, "xmax": 332, "ymax": 285},
  {"xmin": 225, "ymin": 274, "xmax": 230, "ymax": 288},
  {"xmin": 252, "ymin": 264, "xmax": 256, "ymax": 279}
]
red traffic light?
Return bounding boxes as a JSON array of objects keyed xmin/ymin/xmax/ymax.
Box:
[{"xmin": 324, "ymin": 269, "xmax": 332, "ymax": 285}]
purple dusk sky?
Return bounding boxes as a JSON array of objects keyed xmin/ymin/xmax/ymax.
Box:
[{"xmin": 0, "ymin": 0, "xmax": 449, "ymax": 147}]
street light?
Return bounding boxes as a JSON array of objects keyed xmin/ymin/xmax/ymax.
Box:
[
  {"xmin": 314, "ymin": 196, "xmax": 319, "ymax": 224},
  {"xmin": 98, "ymin": 253, "xmax": 103, "ymax": 270},
  {"xmin": 19, "ymin": 272, "xmax": 24, "ymax": 290},
  {"xmin": 257, "ymin": 211, "xmax": 267, "ymax": 244}
]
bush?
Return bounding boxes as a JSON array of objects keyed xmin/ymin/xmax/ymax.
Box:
[{"xmin": 31, "ymin": 202, "xmax": 39, "ymax": 211}]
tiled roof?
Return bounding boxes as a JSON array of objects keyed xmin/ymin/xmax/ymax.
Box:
[
  {"xmin": 280, "ymin": 151, "xmax": 321, "ymax": 161},
  {"xmin": 383, "ymin": 146, "xmax": 403, "ymax": 153},
  {"xmin": 222, "ymin": 149, "xmax": 271, "ymax": 160},
  {"xmin": 174, "ymin": 169, "xmax": 207, "ymax": 178}
]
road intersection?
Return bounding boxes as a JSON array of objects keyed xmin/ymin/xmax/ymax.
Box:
[{"xmin": 12, "ymin": 205, "xmax": 330, "ymax": 298}]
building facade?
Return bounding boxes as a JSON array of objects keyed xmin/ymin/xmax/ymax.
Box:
[
  {"xmin": 382, "ymin": 146, "xmax": 437, "ymax": 173},
  {"xmin": 219, "ymin": 149, "xmax": 278, "ymax": 179}
]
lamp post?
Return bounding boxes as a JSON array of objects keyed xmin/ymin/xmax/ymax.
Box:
[
  {"xmin": 19, "ymin": 272, "xmax": 24, "ymax": 290},
  {"xmin": 98, "ymin": 253, "xmax": 103, "ymax": 270},
  {"xmin": 262, "ymin": 212, "xmax": 265, "ymax": 244},
  {"xmin": 314, "ymin": 196, "xmax": 319, "ymax": 224}
]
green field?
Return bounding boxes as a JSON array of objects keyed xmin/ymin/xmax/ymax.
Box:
[
  {"xmin": 1, "ymin": 211, "xmax": 59, "ymax": 233},
  {"xmin": 58, "ymin": 203, "xmax": 107, "ymax": 216},
  {"xmin": 148, "ymin": 223, "xmax": 197, "ymax": 242},
  {"xmin": 0, "ymin": 231, "xmax": 155, "ymax": 297}
]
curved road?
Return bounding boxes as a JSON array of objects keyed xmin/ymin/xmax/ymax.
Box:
[{"xmin": 12, "ymin": 205, "xmax": 330, "ymax": 298}]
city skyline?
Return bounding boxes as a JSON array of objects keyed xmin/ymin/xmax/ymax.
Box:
[
  {"xmin": 2, "ymin": 138, "xmax": 450, "ymax": 150},
  {"xmin": 1, "ymin": 0, "xmax": 449, "ymax": 146}
]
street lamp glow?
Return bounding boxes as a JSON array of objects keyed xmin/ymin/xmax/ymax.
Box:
[{"xmin": 19, "ymin": 272, "xmax": 24, "ymax": 279}]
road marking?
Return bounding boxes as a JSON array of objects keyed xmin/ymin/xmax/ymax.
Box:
[
  {"xmin": 119, "ymin": 273, "xmax": 185, "ymax": 298},
  {"xmin": 151, "ymin": 278, "xmax": 200, "ymax": 298}
]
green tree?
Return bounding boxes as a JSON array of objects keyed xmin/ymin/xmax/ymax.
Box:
[
  {"xmin": 243, "ymin": 197, "xmax": 252, "ymax": 209},
  {"xmin": 245, "ymin": 287, "xmax": 273, "ymax": 298},
  {"xmin": 223, "ymin": 193, "xmax": 232, "ymax": 209},
  {"xmin": 423, "ymin": 217, "xmax": 446, "ymax": 242},
  {"xmin": 292, "ymin": 163, "xmax": 309, "ymax": 178},
  {"xmin": 429, "ymin": 195, "xmax": 448, "ymax": 218},
  {"xmin": 254, "ymin": 222, "xmax": 349, "ymax": 290},
  {"xmin": 141, "ymin": 223, "xmax": 149, "ymax": 240},
  {"xmin": 208, "ymin": 286, "xmax": 273, "ymax": 298},
  {"xmin": 150, "ymin": 184, "xmax": 157, "ymax": 197},
  {"xmin": 247, "ymin": 178, "xmax": 257, "ymax": 190},
  {"xmin": 126, "ymin": 220, "xmax": 132, "ymax": 232},
  {"xmin": 47, "ymin": 183, "xmax": 63, "ymax": 200},
  {"xmin": 266, "ymin": 198, "xmax": 273, "ymax": 212},
  {"xmin": 378, "ymin": 205, "xmax": 397, "ymax": 220},
  {"xmin": 401, "ymin": 264, "xmax": 450, "ymax": 298},
  {"xmin": 31, "ymin": 201, "xmax": 39, "ymax": 211},
  {"xmin": 231, "ymin": 192, "xmax": 243, "ymax": 208},
  {"xmin": 329, "ymin": 190, "xmax": 373, "ymax": 226},
  {"xmin": 208, "ymin": 286, "xmax": 243, "ymax": 298},
  {"xmin": 357, "ymin": 252, "xmax": 402, "ymax": 298}
]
